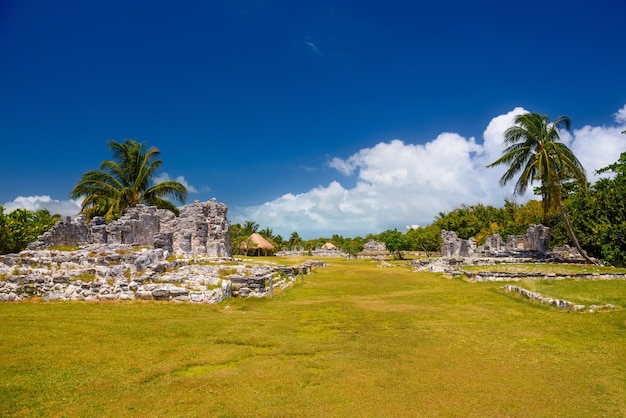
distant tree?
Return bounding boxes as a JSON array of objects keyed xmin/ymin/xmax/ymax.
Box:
[
  {"xmin": 330, "ymin": 234, "xmax": 345, "ymax": 249},
  {"xmin": 434, "ymin": 204, "xmax": 505, "ymax": 244},
  {"xmin": 288, "ymin": 231, "xmax": 302, "ymax": 249},
  {"xmin": 273, "ymin": 234, "xmax": 284, "ymax": 250},
  {"xmin": 0, "ymin": 207, "xmax": 60, "ymax": 254},
  {"xmin": 378, "ymin": 228, "xmax": 407, "ymax": 259},
  {"xmin": 343, "ymin": 237, "xmax": 365, "ymax": 258},
  {"xmin": 258, "ymin": 226, "xmax": 274, "ymax": 241},
  {"xmin": 71, "ymin": 139, "xmax": 187, "ymax": 221},
  {"xmin": 553, "ymin": 152, "xmax": 626, "ymax": 265},
  {"xmin": 487, "ymin": 112, "xmax": 596, "ymax": 264},
  {"xmin": 405, "ymin": 224, "xmax": 442, "ymax": 254},
  {"xmin": 242, "ymin": 221, "xmax": 259, "ymax": 235}
]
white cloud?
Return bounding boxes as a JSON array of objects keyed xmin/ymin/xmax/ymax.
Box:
[
  {"xmin": 615, "ymin": 104, "xmax": 626, "ymax": 124},
  {"xmin": 2, "ymin": 172, "xmax": 202, "ymax": 218},
  {"xmin": 154, "ymin": 173, "xmax": 199, "ymax": 193},
  {"xmin": 238, "ymin": 105, "xmax": 626, "ymax": 239},
  {"xmin": 570, "ymin": 108, "xmax": 626, "ymax": 180},
  {"xmin": 3, "ymin": 195, "xmax": 81, "ymax": 217}
]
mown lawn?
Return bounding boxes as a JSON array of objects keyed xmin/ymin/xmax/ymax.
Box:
[{"xmin": 1, "ymin": 257, "xmax": 625, "ymax": 417}]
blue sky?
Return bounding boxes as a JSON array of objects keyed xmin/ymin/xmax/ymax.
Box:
[{"xmin": 1, "ymin": 0, "xmax": 625, "ymax": 239}]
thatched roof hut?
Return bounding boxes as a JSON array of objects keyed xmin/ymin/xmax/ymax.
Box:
[
  {"xmin": 321, "ymin": 242, "xmax": 338, "ymax": 250},
  {"xmin": 240, "ymin": 233, "xmax": 275, "ymax": 256}
]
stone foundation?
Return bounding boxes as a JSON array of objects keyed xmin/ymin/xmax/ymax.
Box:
[{"xmin": 0, "ymin": 247, "xmax": 323, "ymax": 303}]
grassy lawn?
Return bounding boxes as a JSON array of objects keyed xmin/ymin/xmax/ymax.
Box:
[{"xmin": 1, "ymin": 257, "xmax": 625, "ymax": 417}]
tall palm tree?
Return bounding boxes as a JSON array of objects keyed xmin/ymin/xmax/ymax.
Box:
[
  {"xmin": 259, "ymin": 227, "xmax": 274, "ymax": 240},
  {"xmin": 487, "ymin": 112, "xmax": 597, "ymax": 264},
  {"xmin": 242, "ymin": 221, "xmax": 259, "ymax": 235},
  {"xmin": 71, "ymin": 139, "xmax": 187, "ymax": 220},
  {"xmin": 288, "ymin": 231, "xmax": 302, "ymax": 249}
]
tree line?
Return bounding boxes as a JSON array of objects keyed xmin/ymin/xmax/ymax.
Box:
[
  {"xmin": 2, "ymin": 114, "xmax": 624, "ymax": 264},
  {"xmin": 0, "ymin": 207, "xmax": 60, "ymax": 254}
]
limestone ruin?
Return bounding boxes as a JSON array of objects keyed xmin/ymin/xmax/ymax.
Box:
[
  {"xmin": 440, "ymin": 224, "xmax": 551, "ymax": 258},
  {"xmin": 361, "ymin": 239, "xmax": 387, "ymax": 253},
  {"xmin": 28, "ymin": 199, "xmax": 231, "ymax": 257},
  {"xmin": 0, "ymin": 200, "xmax": 330, "ymax": 303}
]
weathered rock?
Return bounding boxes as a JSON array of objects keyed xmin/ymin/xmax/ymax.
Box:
[
  {"xmin": 440, "ymin": 230, "xmax": 476, "ymax": 257},
  {"xmin": 28, "ymin": 200, "xmax": 231, "ymax": 258},
  {"xmin": 362, "ymin": 240, "xmax": 387, "ymax": 253},
  {"xmin": 443, "ymin": 225, "xmax": 551, "ymax": 258},
  {"xmin": 505, "ymin": 224, "xmax": 551, "ymax": 254},
  {"xmin": 152, "ymin": 288, "xmax": 171, "ymax": 300},
  {"xmin": 0, "ymin": 244, "xmax": 320, "ymax": 303}
]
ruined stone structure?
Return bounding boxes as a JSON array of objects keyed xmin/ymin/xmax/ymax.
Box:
[
  {"xmin": 503, "ymin": 224, "xmax": 551, "ymax": 254},
  {"xmin": 440, "ymin": 230, "xmax": 477, "ymax": 257},
  {"xmin": 362, "ymin": 240, "xmax": 387, "ymax": 253},
  {"xmin": 0, "ymin": 246, "xmax": 323, "ymax": 302},
  {"xmin": 440, "ymin": 225, "xmax": 551, "ymax": 258},
  {"xmin": 28, "ymin": 199, "xmax": 231, "ymax": 257}
]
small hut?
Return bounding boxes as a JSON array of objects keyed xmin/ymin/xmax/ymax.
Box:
[
  {"xmin": 321, "ymin": 242, "xmax": 338, "ymax": 251},
  {"xmin": 240, "ymin": 233, "xmax": 276, "ymax": 256}
]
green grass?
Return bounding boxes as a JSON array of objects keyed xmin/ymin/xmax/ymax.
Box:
[{"xmin": 1, "ymin": 258, "xmax": 625, "ymax": 417}]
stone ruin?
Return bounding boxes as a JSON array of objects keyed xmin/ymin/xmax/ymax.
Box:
[
  {"xmin": 0, "ymin": 199, "xmax": 333, "ymax": 303},
  {"xmin": 440, "ymin": 224, "xmax": 551, "ymax": 258},
  {"xmin": 362, "ymin": 240, "xmax": 387, "ymax": 253},
  {"xmin": 440, "ymin": 230, "xmax": 477, "ymax": 257},
  {"xmin": 28, "ymin": 199, "xmax": 231, "ymax": 257}
]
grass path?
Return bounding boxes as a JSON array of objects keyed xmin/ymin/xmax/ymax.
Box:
[{"xmin": 1, "ymin": 258, "xmax": 625, "ymax": 417}]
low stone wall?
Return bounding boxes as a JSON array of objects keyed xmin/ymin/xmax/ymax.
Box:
[
  {"xmin": 505, "ymin": 285, "xmax": 617, "ymax": 312},
  {"xmin": 0, "ymin": 246, "xmax": 323, "ymax": 303},
  {"xmin": 464, "ymin": 271, "xmax": 626, "ymax": 282},
  {"xmin": 413, "ymin": 257, "xmax": 626, "ymax": 281}
]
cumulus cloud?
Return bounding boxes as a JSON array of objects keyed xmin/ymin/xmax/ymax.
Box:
[
  {"xmin": 238, "ymin": 105, "xmax": 626, "ymax": 238},
  {"xmin": 570, "ymin": 106, "xmax": 626, "ymax": 180},
  {"xmin": 154, "ymin": 173, "xmax": 199, "ymax": 193},
  {"xmin": 3, "ymin": 195, "xmax": 81, "ymax": 217},
  {"xmin": 615, "ymin": 104, "xmax": 626, "ymax": 124}
]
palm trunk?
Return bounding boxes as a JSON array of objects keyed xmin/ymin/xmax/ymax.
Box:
[{"xmin": 557, "ymin": 199, "xmax": 598, "ymax": 265}]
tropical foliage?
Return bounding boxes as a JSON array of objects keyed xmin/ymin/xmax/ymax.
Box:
[
  {"xmin": 0, "ymin": 206, "xmax": 60, "ymax": 254},
  {"xmin": 378, "ymin": 228, "xmax": 407, "ymax": 259},
  {"xmin": 71, "ymin": 139, "xmax": 187, "ymax": 221},
  {"xmin": 487, "ymin": 112, "xmax": 595, "ymax": 264},
  {"xmin": 551, "ymin": 152, "xmax": 626, "ymax": 265}
]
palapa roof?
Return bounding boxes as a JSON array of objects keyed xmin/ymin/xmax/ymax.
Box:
[
  {"xmin": 321, "ymin": 242, "xmax": 338, "ymax": 250},
  {"xmin": 240, "ymin": 233, "xmax": 275, "ymax": 251}
]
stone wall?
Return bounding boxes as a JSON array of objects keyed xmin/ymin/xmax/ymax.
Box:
[
  {"xmin": 505, "ymin": 285, "xmax": 617, "ymax": 312},
  {"xmin": 0, "ymin": 246, "xmax": 324, "ymax": 303},
  {"xmin": 440, "ymin": 230, "xmax": 476, "ymax": 257},
  {"xmin": 504, "ymin": 224, "xmax": 551, "ymax": 253},
  {"xmin": 362, "ymin": 240, "xmax": 387, "ymax": 252},
  {"xmin": 441, "ymin": 224, "xmax": 551, "ymax": 258},
  {"xmin": 28, "ymin": 199, "xmax": 231, "ymax": 257}
]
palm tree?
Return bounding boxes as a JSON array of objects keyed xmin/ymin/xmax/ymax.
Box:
[
  {"xmin": 259, "ymin": 227, "xmax": 274, "ymax": 240},
  {"xmin": 242, "ymin": 221, "xmax": 259, "ymax": 235},
  {"xmin": 487, "ymin": 112, "xmax": 597, "ymax": 264},
  {"xmin": 288, "ymin": 231, "xmax": 302, "ymax": 250},
  {"xmin": 71, "ymin": 139, "xmax": 187, "ymax": 220}
]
